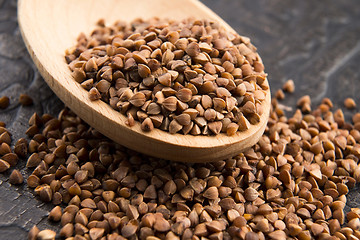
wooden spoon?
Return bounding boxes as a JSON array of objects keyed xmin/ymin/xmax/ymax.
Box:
[{"xmin": 18, "ymin": 0, "xmax": 270, "ymax": 162}]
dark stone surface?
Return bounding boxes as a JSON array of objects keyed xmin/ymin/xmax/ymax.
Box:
[{"xmin": 0, "ymin": 0, "xmax": 359, "ymax": 238}]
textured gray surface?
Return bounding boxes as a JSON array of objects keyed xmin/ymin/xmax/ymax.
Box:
[{"xmin": 0, "ymin": 0, "xmax": 359, "ymax": 238}]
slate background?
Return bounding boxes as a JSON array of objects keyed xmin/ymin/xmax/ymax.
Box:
[{"xmin": 0, "ymin": 0, "xmax": 359, "ymax": 239}]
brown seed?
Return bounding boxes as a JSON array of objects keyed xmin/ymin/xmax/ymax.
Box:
[
  {"xmin": 0, "ymin": 131, "xmax": 11, "ymax": 145},
  {"xmin": 102, "ymin": 191, "xmax": 115, "ymax": 203},
  {"xmin": 37, "ymin": 229, "xmax": 56, "ymax": 240},
  {"xmin": 176, "ymin": 88, "xmax": 193, "ymax": 103},
  {"xmin": 111, "ymin": 56, "xmax": 123, "ymax": 69},
  {"xmin": 108, "ymin": 216, "xmax": 121, "ymax": 230},
  {"xmin": 241, "ymin": 64, "xmax": 253, "ymax": 77},
  {"xmin": 213, "ymin": 97, "xmax": 226, "ymax": 112},
  {"xmin": 162, "ymin": 96, "xmax": 178, "ymax": 112},
  {"xmin": 344, "ymin": 97, "xmax": 356, "ymax": 109},
  {"xmin": 49, "ymin": 206, "xmax": 62, "ymax": 222},
  {"xmin": 39, "ymin": 186, "xmax": 52, "ymax": 202},
  {"xmin": 194, "ymin": 52, "xmax": 210, "ymax": 64},
  {"xmin": 126, "ymin": 112, "xmax": 135, "ymax": 127},
  {"xmin": 297, "ymin": 208, "xmax": 311, "ymax": 218},
  {"xmin": 245, "ymin": 232, "xmax": 260, "ymax": 240},
  {"xmin": 226, "ymin": 122, "xmax": 239, "ymax": 136},
  {"xmin": 268, "ymin": 230, "xmax": 286, "ymax": 240},
  {"xmin": 256, "ymin": 204, "xmax": 273, "ymax": 215},
  {"xmin": 0, "ymin": 159, "xmax": 10, "ymax": 172},
  {"xmin": 208, "ymin": 121, "xmax": 222, "ymax": 135},
  {"xmin": 95, "ymin": 80, "xmax": 110, "ymax": 93},
  {"xmin": 60, "ymin": 223, "xmax": 74, "ymax": 238},
  {"xmin": 74, "ymin": 170, "xmax": 88, "ymax": 184},
  {"xmin": 169, "ymin": 119, "xmax": 183, "ymax": 134},
  {"xmin": 154, "ymin": 215, "xmax": 170, "ymax": 232},
  {"xmin": 144, "ymin": 185, "xmax": 157, "ymax": 199},
  {"xmin": 158, "ymin": 73, "xmax": 172, "ymax": 87},
  {"xmin": 19, "ymin": 94, "xmax": 33, "ymax": 106},
  {"xmin": 186, "ymin": 42, "xmax": 200, "ymax": 57},
  {"xmin": 146, "ymin": 102, "xmax": 161, "ymax": 115},
  {"xmin": 127, "ymin": 205, "xmax": 139, "ymax": 220},
  {"xmin": 194, "ymin": 223, "xmax": 208, "ymax": 236},
  {"xmin": 275, "ymin": 89, "xmax": 285, "ymax": 100},
  {"xmin": 203, "ymin": 186, "xmax": 219, "ymax": 200},
  {"xmin": 81, "ymin": 198, "xmax": 97, "ymax": 209},
  {"xmin": 213, "ymin": 39, "xmax": 226, "ymax": 50},
  {"xmin": 333, "ymin": 209, "xmax": 345, "ymax": 224},
  {"xmin": 0, "ymin": 154, "xmax": 17, "ymax": 168},
  {"xmin": 206, "ymin": 220, "xmax": 225, "ymax": 233},
  {"xmin": 201, "ymin": 81, "xmax": 216, "ymax": 94},
  {"xmin": 141, "ymin": 117, "xmax": 154, "ymax": 132},
  {"xmin": 133, "ymin": 53, "xmax": 148, "ymax": 64},
  {"xmin": 238, "ymin": 115, "xmax": 251, "ymax": 131},
  {"xmin": 244, "ymin": 187, "xmax": 258, "ymax": 201},
  {"xmin": 219, "ymin": 198, "xmax": 236, "ymax": 210},
  {"xmin": 129, "ymin": 92, "xmax": 146, "ymax": 107},
  {"xmin": 204, "ymin": 109, "xmax": 216, "ymax": 121},
  {"xmin": 348, "ymin": 218, "xmax": 360, "ymax": 231},
  {"xmin": 310, "ymin": 223, "xmax": 324, "ymax": 236},
  {"xmin": 180, "ymin": 186, "xmax": 194, "ymax": 200},
  {"xmin": 255, "ymin": 218, "xmax": 270, "ymax": 232},
  {"xmin": 75, "ymin": 211, "xmax": 88, "ymax": 226},
  {"xmin": 27, "ymin": 174, "xmax": 40, "ymax": 188},
  {"xmin": 124, "ymin": 58, "xmax": 137, "ymax": 70},
  {"xmin": 28, "ymin": 225, "xmax": 40, "ymax": 240},
  {"xmin": 174, "ymin": 38, "xmax": 188, "ymax": 51},
  {"xmin": 121, "ymin": 219, "xmax": 139, "ymax": 238},
  {"xmin": 162, "ymin": 49, "xmax": 174, "ymax": 65},
  {"xmin": 175, "ymin": 114, "xmax": 191, "ymax": 126},
  {"xmin": 216, "ymin": 87, "xmax": 231, "ymax": 98},
  {"xmin": 297, "ymin": 95, "xmax": 311, "ymax": 107},
  {"xmin": 68, "ymin": 183, "xmax": 81, "ymax": 195},
  {"xmin": 9, "ymin": 169, "xmax": 24, "ymax": 185},
  {"xmin": 89, "ymin": 87, "xmax": 101, "ymax": 101},
  {"xmin": 85, "ymin": 57, "xmax": 98, "ymax": 72},
  {"xmin": 283, "ymin": 79, "xmax": 295, "ymax": 93},
  {"xmin": 0, "ymin": 142, "xmax": 11, "ymax": 155},
  {"xmin": 72, "ymin": 67, "xmax": 86, "ymax": 83},
  {"xmin": 14, "ymin": 142, "xmax": 27, "ymax": 158},
  {"xmin": 0, "ymin": 96, "xmax": 10, "ymax": 109},
  {"xmin": 89, "ymin": 227, "xmax": 105, "ymax": 240},
  {"xmin": 201, "ymin": 95, "xmax": 213, "ymax": 109},
  {"xmin": 164, "ymin": 180, "xmax": 177, "ymax": 195}
]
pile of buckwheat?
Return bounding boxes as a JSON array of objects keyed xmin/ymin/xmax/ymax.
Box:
[
  {"xmin": 1, "ymin": 78, "xmax": 360, "ymax": 240},
  {"xmin": 1, "ymin": 15, "xmax": 360, "ymax": 239},
  {"xmin": 65, "ymin": 18, "xmax": 268, "ymax": 136}
]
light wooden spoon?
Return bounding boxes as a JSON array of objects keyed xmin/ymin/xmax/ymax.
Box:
[{"xmin": 18, "ymin": 0, "xmax": 271, "ymax": 162}]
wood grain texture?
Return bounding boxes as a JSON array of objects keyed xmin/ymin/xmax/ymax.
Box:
[{"xmin": 17, "ymin": 0, "xmax": 270, "ymax": 162}]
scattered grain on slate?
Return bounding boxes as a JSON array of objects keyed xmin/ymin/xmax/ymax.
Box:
[
  {"xmin": 12, "ymin": 87, "xmax": 360, "ymax": 239},
  {"xmin": 0, "ymin": 74, "xmax": 360, "ymax": 238},
  {"xmin": 65, "ymin": 18, "xmax": 269, "ymax": 136}
]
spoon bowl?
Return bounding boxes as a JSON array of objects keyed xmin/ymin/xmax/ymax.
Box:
[{"xmin": 18, "ymin": 0, "xmax": 270, "ymax": 162}]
